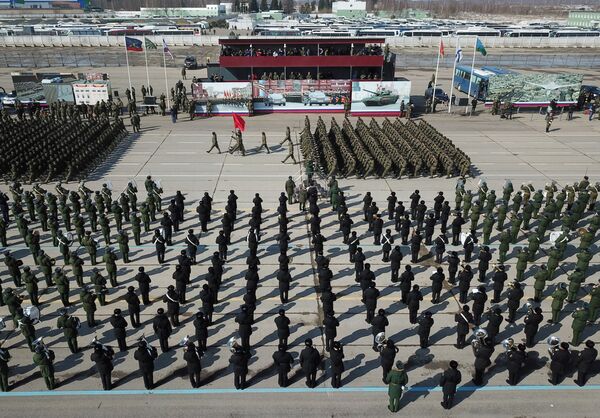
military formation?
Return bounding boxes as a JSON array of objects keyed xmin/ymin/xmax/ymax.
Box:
[
  {"xmin": 0, "ymin": 103, "xmax": 127, "ymax": 182},
  {"xmin": 299, "ymin": 116, "xmax": 471, "ymax": 179},
  {"xmin": 0, "ymin": 166, "xmax": 597, "ymax": 412}
]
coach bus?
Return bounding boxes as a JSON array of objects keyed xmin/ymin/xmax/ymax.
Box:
[{"xmin": 550, "ymin": 30, "xmax": 600, "ymax": 37}]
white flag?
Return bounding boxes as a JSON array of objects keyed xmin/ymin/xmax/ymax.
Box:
[
  {"xmin": 455, "ymin": 47, "xmax": 463, "ymax": 63},
  {"xmin": 162, "ymin": 39, "xmax": 174, "ymax": 60}
]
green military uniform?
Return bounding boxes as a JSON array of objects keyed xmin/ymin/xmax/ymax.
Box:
[
  {"xmin": 57, "ymin": 314, "xmax": 79, "ymax": 353},
  {"xmin": 521, "ymin": 202, "xmax": 533, "ymax": 230},
  {"xmin": 571, "ymin": 307, "xmax": 589, "ymax": 346},
  {"xmin": 531, "ymin": 191, "xmax": 544, "ymax": 218},
  {"xmin": 103, "ymin": 249, "xmax": 118, "ymax": 287},
  {"xmin": 258, "ymin": 132, "xmax": 270, "ymax": 153},
  {"xmin": 495, "ymin": 202, "xmax": 507, "ymax": 231},
  {"xmin": 116, "ymin": 231, "xmax": 130, "ymax": 263},
  {"xmin": 330, "ymin": 184, "xmax": 340, "ymax": 211},
  {"xmin": 576, "ymin": 249, "xmax": 593, "ymax": 277},
  {"xmin": 509, "ymin": 214, "xmax": 523, "ymax": 244},
  {"xmin": 298, "ymin": 187, "xmax": 307, "ymax": 212},
  {"xmin": 579, "ymin": 229, "xmax": 594, "ymax": 251},
  {"xmin": 546, "ymin": 247, "xmax": 561, "ymax": 279},
  {"xmin": 38, "ymin": 252, "xmax": 54, "ymax": 286},
  {"xmin": 20, "ymin": 315, "xmax": 36, "ymax": 351},
  {"xmin": 82, "ymin": 232, "xmax": 98, "ymax": 265},
  {"xmin": 140, "ymin": 204, "xmax": 151, "ymax": 232},
  {"xmin": 470, "ymin": 203, "xmax": 481, "ymax": 230},
  {"xmin": 73, "ymin": 215, "xmax": 85, "ymax": 243},
  {"xmin": 385, "ymin": 362, "xmax": 408, "ymax": 412},
  {"xmin": 80, "ymin": 290, "xmax": 97, "ymax": 327},
  {"xmin": 481, "ymin": 215, "xmax": 495, "ymax": 245},
  {"xmin": 567, "ymin": 269, "xmax": 585, "ymax": 303},
  {"xmin": 285, "ymin": 177, "xmax": 295, "ymax": 205},
  {"xmin": 462, "ymin": 192, "xmax": 472, "ymax": 219},
  {"xmin": 588, "ymin": 284, "xmax": 600, "ymax": 323},
  {"xmin": 69, "ymin": 253, "xmax": 84, "ymax": 288},
  {"xmin": 498, "ymin": 230, "xmax": 511, "ymax": 264},
  {"xmin": 54, "ymin": 269, "xmax": 70, "ymax": 307},
  {"xmin": 527, "ymin": 232, "xmax": 540, "ymax": 262},
  {"xmin": 112, "ymin": 203, "xmax": 124, "ymax": 232},
  {"xmin": 33, "ymin": 349, "xmax": 56, "ymax": 390},
  {"xmin": 0, "ymin": 217, "xmax": 8, "ymax": 247},
  {"xmin": 533, "ymin": 266, "xmax": 550, "ymax": 301},
  {"xmin": 131, "ymin": 212, "xmax": 142, "ymax": 245},
  {"xmin": 207, "ymin": 132, "xmax": 220, "ymax": 154},
  {"xmin": 90, "ymin": 269, "xmax": 107, "ymax": 306},
  {"xmin": 550, "ymin": 286, "xmax": 568, "ymax": 323},
  {"xmin": 515, "ymin": 249, "xmax": 529, "ymax": 282},
  {"xmin": 536, "ymin": 214, "xmax": 551, "ymax": 240},
  {"xmin": 99, "ymin": 214, "xmax": 111, "ymax": 245},
  {"xmin": 48, "ymin": 217, "xmax": 59, "ymax": 246},
  {"xmin": 22, "ymin": 267, "xmax": 39, "ymax": 306}
]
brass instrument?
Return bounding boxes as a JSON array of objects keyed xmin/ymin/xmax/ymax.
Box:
[
  {"xmin": 471, "ymin": 328, "xmax": 488, "ymax": 355},
  {"xmin": 375, "ymin": 332, "xmax": 387, "ymax": 352},
  {"xmin": 138, "ymin": 334, "xmax": 157, "ymax": 357},
  {"xmin": 577, "ymin": 227, "xmax": 589, "ymax": 237},
  {"xmin": 23, "ymin": 305, "xmax": 41, "ymax": 325},
  {"xmin": 546, "ymin": 336, "xmax": 561, "ymax": 357},
  {"xmin": 227, "ymin": 336, "xmax": 242, "ymax": 353},
  {"xmin": 90, "ymin": 336, "xmax": 114, "ymax": 357},
  {"xmin": 32, "ymin": 337, "xmax": 51, "ymax": 358},
  {"xmin": 178, "ymin": 335, "xmax": 190, "ymax": 348},
  {"xmin": 502, "ymin": 338, "xmax": 515, "ymax": 352}
]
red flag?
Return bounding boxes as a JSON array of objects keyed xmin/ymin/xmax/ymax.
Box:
[
  {"xmin": 232, "ymin": 113, "xmax": 246, "ymax": 132},
  {"xmin": 439, "ymin": 39, "xmax": 445, "ymax": 58}
]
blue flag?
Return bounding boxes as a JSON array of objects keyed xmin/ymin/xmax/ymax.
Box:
[{"xmin": 125, "ymin": 37, "xmax": 143, "ymax": 52}]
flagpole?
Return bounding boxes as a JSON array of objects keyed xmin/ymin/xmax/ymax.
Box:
[
  {"xmin": 162, "ymin": 43, "xmax": 171, "ymax": 109},
  {"xmin": 431, "ymin": 38, "xmax": 441, "ymax": 114},
  {"xmin": 448, "ymin": 38, "xmax": 459, "ymax": 114},
  {"xmin": 143, "ymin": 35, "xmax": 151, "ymax": 90},
  {"xmin": 124, "ymin": 35, "xmax": 132, "ymax": 92},
  {"xmin": 465, "ymin": 36, "xmax": 478, "ymax": 115}
]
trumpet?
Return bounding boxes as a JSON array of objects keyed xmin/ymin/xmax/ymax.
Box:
[
  {"xmin": 138, "ymin": 334, "xmax": 157, "ymax": 357},
  {"xmin": 178, "ymin": 335, "xmax": 190, "ymax": 348},
  {"xmin": 525, "ymin": 298, "xmax": 538, "ymax": 315},
  {"xmin": 546, "ymin": 336, "xmax": 561, "ymax": 357},
  {"xmin": 89, "ymin": 336, "xmax": 114, "ymax": 358}
]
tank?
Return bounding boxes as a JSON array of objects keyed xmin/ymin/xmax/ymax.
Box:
[{"xmin": 361, "ymin": 89, "xmax": 399, "ymax": 106}]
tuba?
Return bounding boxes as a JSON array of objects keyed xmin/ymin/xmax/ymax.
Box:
[
  {"xmin": 546, "ymin": 336, "xmax": 561, "ymax": 357},
  {"xmin": 227, "ymin": 336, "xmax": 242, "ymax": 353},
  {"xmin": 32, "ymin": 336, "xmax": 51, "ymax": 358},
  {"xmin": 375, "ymin": 332, "xmax": 387, "ymax": 352},
  {"xmin": 471, "ymin": 328, "xmax": 488, "ymax": 354},
  {"xmin": 23, "ymin": 305, "xmax": 41, "ymax": 324},
  {"xmin": 178, "ymin": 335, "xmax": 190, "ymax": 348},
  {"xmin": 501, "ymin": 338, "xmax": 515, "ymax": 352}
]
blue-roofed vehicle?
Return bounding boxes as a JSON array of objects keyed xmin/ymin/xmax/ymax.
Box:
[{"xmin": 453, "ymin": 65, "xmax": 518, "ymax": 100}]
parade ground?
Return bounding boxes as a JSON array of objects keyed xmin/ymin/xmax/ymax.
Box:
[{"xmin": 1, "ymin": 65, "xmax": 600, "ymax": 417}]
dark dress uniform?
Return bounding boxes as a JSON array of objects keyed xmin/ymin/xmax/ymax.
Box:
[
  {"xmin": 300, "ymin": 343, "xmax": 321, "ymax": 387},
  {"xmin": 134, "ymin": 343, "xmax": 158, "ymax": 389},
  {"xmin": 153, "ymin": 311, "xmax": 172, "ymax": 352},
  {"xmin": 229, "ymin": 349, "xmax": 250, "ymax": 390},
  {"xmin": 125, "ymin": 288, "xmax": 141, "ymax": 327},
  {"xmin": 275, "ymin": 312, "xmax": 290, "ymax": 348},
  {"xmin": 440, "ymin": 365, "xmax": 462, "ymax": 409},
  {"xmin": 330, "ymin": 343, "xmax": 345, "ymax": 388},
  {"xmin": 272, "ymin": 346, "xmax": 294, "ymax": 387},
  {"xmin": 575, "ymin": 343, "xmax": 598, "ymax": 386},
  {"xmin": 506, "ymin": 348, "xmax": 527, "ymax": 385},
  {"xmin": 418, "ymin": 313, "xmax": 434, "ymax": 348},
  {"xmin": 193, "ymin": 313, "xmax": 209, "ymax": 351},
  {"xmin": 455, "ymin": 309, "xmax": 473, "ymax": 348},
  {"xmin": 110, "ymin": 311, "xmax": 128, "ymax": 352},
  {"xmin": 90, "ymin": 346, "xmax": 114, "ymax": 390},
  {"xmin": 183, "ymin": 343, "xmax": 203, "ymax": 388},
  {"xmin": 549, "ymin": 345, "xmax": 571, "ymax": 385}
]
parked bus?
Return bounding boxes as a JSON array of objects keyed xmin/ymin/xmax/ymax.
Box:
[{"xmin": 453, "ymin": 65, "xmax": 517, "ymax": 100}]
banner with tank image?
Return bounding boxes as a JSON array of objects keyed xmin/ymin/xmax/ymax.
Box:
[
  {"xmin": 192, "ymin": 82, "xmax": 252, "ymax": 115},
  {"xmin": 252, "ymin": 79, "xmax": 351, "ymax": 113},
  {"xmin": 486, "ymin": 73, "xmax": 583, "ymax": 106},
  {"xmin": 350, "ymin": 81, "xmax": 411, "ymax": 115}
]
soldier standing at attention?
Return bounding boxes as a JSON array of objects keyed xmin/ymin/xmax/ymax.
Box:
[{"xmin": 385, "ymin": 360, "xmax": 408, "ymax": 412}]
